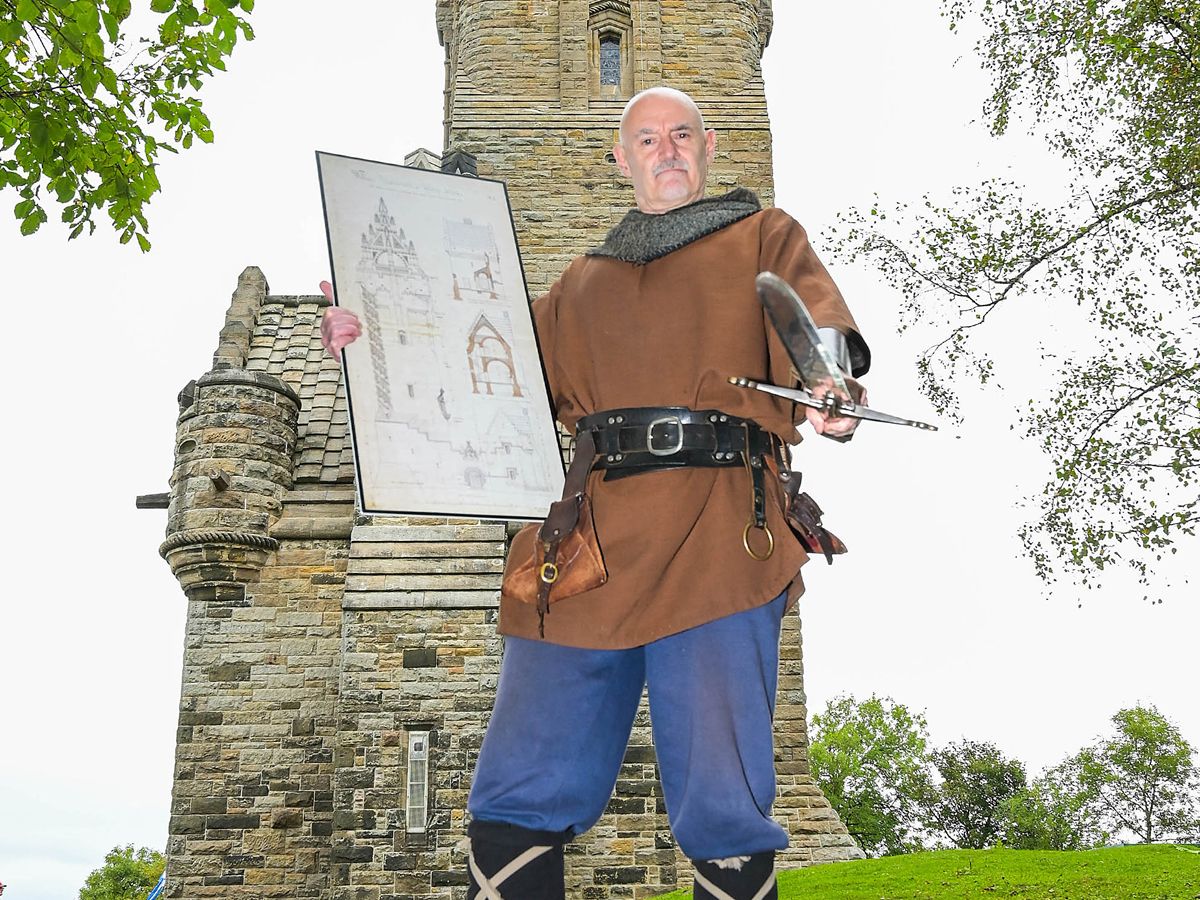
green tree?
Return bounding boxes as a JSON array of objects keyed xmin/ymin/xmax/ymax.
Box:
[
  {"xmin": 1076, "ymin": 703, "xmax": 1199, "ymax": 843},
  {"xmin": 924, "ymin": 739, "xmax": 1027, "ymax": 849},
  {"xmin": 828, "ymin": 0, "xmax": 1199, "ymax": 599},
  {"xmin": 78, "ymin": 845, "xmax": 164, "ymax": 900},
  {"xmin": 809, "ymin": 694, "xmax": 934, "ymax": 856},
  {"xmin": 1003, "ymin": 757, "xmax": 1108, "ymax": 850},
  {"xmin": 1, "ymin": 0, "xmax": 254, "ymax": 249}
]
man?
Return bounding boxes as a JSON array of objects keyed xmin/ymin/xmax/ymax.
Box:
[{"xmin": 322, "ymin": 86, "xmax": 869, "ymax": 900}]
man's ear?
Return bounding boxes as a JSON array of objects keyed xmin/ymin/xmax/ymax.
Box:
[
  {"xmin": 705, "ymin": 128, "xmax": 717, "ymax": 164},
  {"xmin": 613, "ymin": 142, "xmax": 632, "ymax": 177}
]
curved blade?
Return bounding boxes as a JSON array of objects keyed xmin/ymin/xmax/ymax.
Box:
[{"xmin": 756, "ymin": 271, "xmax": 850, "ymax": 400}]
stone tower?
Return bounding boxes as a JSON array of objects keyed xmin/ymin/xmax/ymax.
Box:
[{"xmin": 154, "ymin": 3, "xmax": 860, "ymax": 899}]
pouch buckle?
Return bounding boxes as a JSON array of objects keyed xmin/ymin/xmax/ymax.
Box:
[{"xmin": 646, "ymin": 416, "xmax": 684, "ymax": 456}]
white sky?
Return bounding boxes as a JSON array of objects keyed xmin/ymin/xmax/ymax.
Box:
[{"xmin": 0, "ymin": 4, "xmax": 1195, "ymax": 898}]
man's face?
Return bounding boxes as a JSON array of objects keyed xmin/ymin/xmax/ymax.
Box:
[{"xmin": 613, "ymin": 92, "xmax": 716, "ymax": 215}]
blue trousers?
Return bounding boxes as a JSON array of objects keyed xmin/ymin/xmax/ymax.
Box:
[{"xmin": 467, "ymin": 593, "xmax": 789, "ymax": 861}]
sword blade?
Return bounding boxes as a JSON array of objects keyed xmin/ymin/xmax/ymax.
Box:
[
  {"xmin": 756, "ymin": 271, "xmax": 851, "ymax": 400},
  {"xmin": 728, "ymin": 376, "xmax": 939, "ymax": 432},
  {"xmin": 750, "ymin": 270, "xmax": 939, "ymax": 434},
  {"xmin": 840, "ymin": 403, "xmax": 939, "ymax": 431}
]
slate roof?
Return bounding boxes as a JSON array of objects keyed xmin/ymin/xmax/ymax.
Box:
[{"xmin": 218, "ymin": 268, "xmax": 355, "ymax": 485}]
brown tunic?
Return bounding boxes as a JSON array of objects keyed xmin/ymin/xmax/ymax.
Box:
[{"xmin": 499, "ymin": 207, "xmax": 864, "ymax": 649}]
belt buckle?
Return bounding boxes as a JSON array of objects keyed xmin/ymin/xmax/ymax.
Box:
[{"xmin": 646, "ymin": 415, "xmax": 684, "ymax": 456}]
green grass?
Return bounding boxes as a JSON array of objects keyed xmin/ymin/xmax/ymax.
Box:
[{"xmin": 653, "ymin": 845, "xmax": 1200, "ymax": 899}]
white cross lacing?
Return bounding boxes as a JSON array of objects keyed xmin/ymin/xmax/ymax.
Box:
[
  {"xmin": 468, "ymin": 844, "xmax": 553, "ymax": 900},
  {"xmin": 693, "ymin": 867, "xmax": 776, "ymax": 900}
]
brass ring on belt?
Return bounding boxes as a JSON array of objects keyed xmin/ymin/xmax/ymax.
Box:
[{"xmin": 742, "ymin": 522, "xmax": 775, "ymax": 561}]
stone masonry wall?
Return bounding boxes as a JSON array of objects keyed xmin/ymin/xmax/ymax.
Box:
[
  {"xmin": 166, "ymin": 534, "xmax": 348, "ymax": 898},
  {"xmin": 331, "ymin": 521, "xmax": 507, "ymax": 899}
]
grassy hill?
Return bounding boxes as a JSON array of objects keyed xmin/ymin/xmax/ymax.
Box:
[{"xmin": 652, "ymin": 845, "xmax": 1200, "ymax": 899}]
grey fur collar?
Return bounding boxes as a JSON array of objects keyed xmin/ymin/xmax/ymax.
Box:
[{"xmin": 588, "ymin": 188, "xmax": 762, "ymax": 264}]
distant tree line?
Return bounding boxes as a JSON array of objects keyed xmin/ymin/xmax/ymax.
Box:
[{"xmin": 810, "ymin": 696, "xmax": 1200, "ymax": 856}]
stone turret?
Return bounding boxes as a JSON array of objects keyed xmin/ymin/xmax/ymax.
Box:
[{"xmin": 161, "ymin": 267, "xmax": 300, "ymax": 602}]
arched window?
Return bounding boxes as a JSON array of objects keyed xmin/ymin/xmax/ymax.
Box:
[{"xmin": 589, "ymin": 1, "xmax": 632, "ymax": 99}]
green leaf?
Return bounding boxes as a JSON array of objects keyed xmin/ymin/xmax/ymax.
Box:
[
  {"xmin": 51, "ymin": 177, "xmax": 76, "ymax": 202},
  {"xmin": 100, "ymin": 10, "xmax": 119, "ymax": 41},
  {"xmin": 83, "ymin": 32, "xmax": 105, "ymax": 59},
  {"xmin": 79, "ymin": 65, "xmax": 101, "ymax": 98},
  {"xmin": 62, "ymin": 21, "xmax": 85, "ymax": 51},
  {"xmin": 20, "ymin": 208, "xmax": 47, "ymax": 235},
  {"xmin": 73, "ymin": 2, "xmax": 102, "ymax": 35},
  {"xmin": 14, "ymin": 0, "xmax": 39, "ymax": 22},
  {"xmin": 135, "ymin": 232, "xmax": 151, "ymax": 252},
  {"xmin": 160, "ymin": 12, "xmax": 181, "ymax": 41},
  {"xmin": 28, "ymin": 117, "xmax": 49, "ymax": 149},
  {"xmin": 150, "ymin": 0, "xmax": 174, "ymax": 11}
]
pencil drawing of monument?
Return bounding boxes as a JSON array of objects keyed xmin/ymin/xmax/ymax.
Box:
[{"xmin": 320, "ymin": 153, "xmax": 561, "ymax": 519}]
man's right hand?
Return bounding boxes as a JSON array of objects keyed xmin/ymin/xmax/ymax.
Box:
[{"xmin": 319, "ymin": 280, "xmax": 362, "ymax": 362}]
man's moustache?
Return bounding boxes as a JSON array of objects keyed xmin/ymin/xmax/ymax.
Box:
[{"xmin": 653, "ymin": 161, "xmax": 689, "ymax": 175}]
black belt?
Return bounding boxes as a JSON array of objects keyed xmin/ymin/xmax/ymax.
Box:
[
  {"xmin": 578, "ymin": 407, "xmax": 772, "ymax": 474},
  {"xmin": 576, "ymin": 407, "xmax": 777, "ymax": 559}
]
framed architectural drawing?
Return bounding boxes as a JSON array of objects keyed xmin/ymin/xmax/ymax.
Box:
[{"xmin": 317, "ymin": 152, "xmax": 565, "ymax": 520}]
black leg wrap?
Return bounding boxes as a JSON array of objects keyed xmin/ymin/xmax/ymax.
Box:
[
  {"xmin": 691, "ymin": 850, "xmax": 777, "ymax": 900},
  {"xmin": 466, "ymin": 820, "xmax": 569, "ymax": 900}
]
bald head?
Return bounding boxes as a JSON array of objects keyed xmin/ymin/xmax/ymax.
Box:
[
  {"xmin": 613, "ymin": 86, "xmax": 717, "ymax": 214},
  {"xmin": 619, "ymin": 87, "xmax": 707, "ymax": 145}
]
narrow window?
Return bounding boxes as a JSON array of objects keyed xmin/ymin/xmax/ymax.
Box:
[
  {"xmin": 406, "ymin": 731, "xmax": 430, "ymax": 832},
  {"xmin": 407, "ymin": 384, "xmax": 416, "ymax": 398},
  {"xmin": 599, "ymin": 35, "xmax": 621, "ymax": 86}
]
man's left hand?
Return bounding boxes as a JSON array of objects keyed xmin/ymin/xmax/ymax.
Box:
[{"xmin": 804, "ymin": 377, "xmax": 867, "ymax": 440}]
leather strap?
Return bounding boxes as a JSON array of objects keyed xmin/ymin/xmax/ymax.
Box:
[
  {"xmin": 693, "ymin": 868, "xmax": 776, "ymax": 900},
  {"xmin": 468, "ymin": 845, "xmax": 553, "ymax": 900},
  {"xmin": 533, "ymin": 429, "xmax": 598, "ymax": 635}
]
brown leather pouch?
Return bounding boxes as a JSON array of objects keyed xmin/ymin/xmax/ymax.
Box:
[
  {"xmin": 781, "ymin": 475, "xmax": 847, "ymax": 564},
  {"xmin": 500, "ymin": 430, "xmax": 607, "ymax": 635}
]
